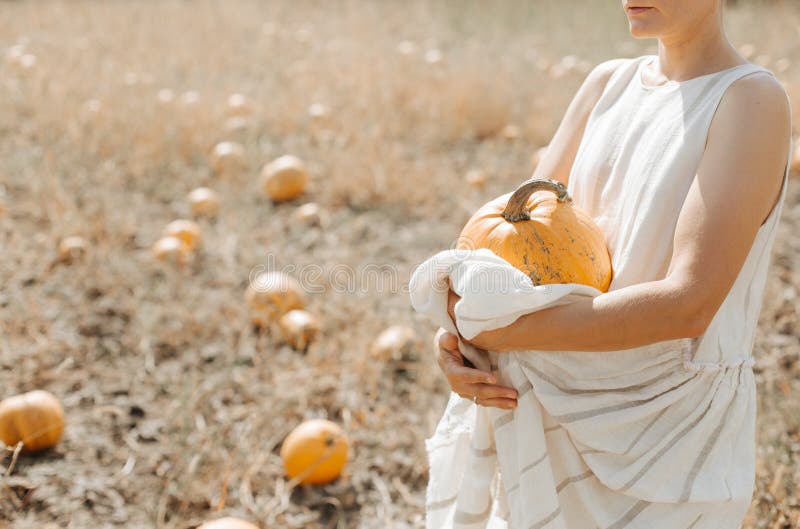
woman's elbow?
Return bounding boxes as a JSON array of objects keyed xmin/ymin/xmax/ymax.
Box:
[
  {"xmin": 683, "ymin": 313, "xmax": 712, "ymax": 339},
  {"xmin": 661, "ymin": 276, "xmax": 719, "ymax": 340},
  {"xmin": 677, "ymin": 302, "xmax": 717, "ymax": 339}
]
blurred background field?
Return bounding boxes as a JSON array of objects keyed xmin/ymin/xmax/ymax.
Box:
[{"xmin": 1, "ymin": 0, "xmax": 799, "ymax": 528}]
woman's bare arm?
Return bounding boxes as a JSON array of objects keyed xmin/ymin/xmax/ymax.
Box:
[
  {"xmin": 460, "ymin": 72, "xmax": 791, "ymax": 353},
  {"xmin": 533, "ymin": 58, "xmax": 627, "ymax": 185}
]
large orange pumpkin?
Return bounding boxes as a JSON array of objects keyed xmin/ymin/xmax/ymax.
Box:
[
  {"xmin": 0, "ymin": 390, "xmax": 65, "ymax": 453},
  {"xmin": 458, "ymin": 178, "xmax": 612, "ymax": 291}
]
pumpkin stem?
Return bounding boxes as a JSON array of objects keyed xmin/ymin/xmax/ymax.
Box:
[{"xmin": 502, "ymin": 178, "xmax": 571, "ymax": 222}]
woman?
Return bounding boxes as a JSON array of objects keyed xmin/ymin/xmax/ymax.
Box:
[{"xmin": 431, "ymin": 1, "xmax": 791, "ymax": 528}]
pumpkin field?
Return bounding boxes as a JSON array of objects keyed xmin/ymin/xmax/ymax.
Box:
[{"xmin": 1, "ymin": 1, "xmax": 800, "ymax": 527}]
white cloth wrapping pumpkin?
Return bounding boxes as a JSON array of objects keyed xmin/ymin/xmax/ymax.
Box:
[
  {"xmin": 407, "ymin": 56, "xmax": 790, "ymax": 529},
  {"xmin": 409, "ymin": 248, "xmax": 602, "ymax": 373},
  {"xmin": 409, "ymin": 248, "xmax": 758, "ymax": 529}
]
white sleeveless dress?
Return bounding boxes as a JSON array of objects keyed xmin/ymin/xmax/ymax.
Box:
[{"xmin": 421, "ymin": 55, "xmax": 792, "ymax": 529}]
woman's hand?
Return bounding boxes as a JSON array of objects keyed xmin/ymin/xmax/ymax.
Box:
[
  {"xmin": 447, "ymin": 289, "xmax": 509, "ymax": 352},
  {"xmin": 434, "ymin": 328, "xmax": 518, "ymax": 409}
]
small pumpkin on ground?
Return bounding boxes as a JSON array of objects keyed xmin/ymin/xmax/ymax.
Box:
[
  {"xmin": 370, "ymin": 325, "xmax": 415, "ymax": 362},
  {"xmin": 279, "ymin": 309, "xmax": 319, "ymax": 350},
  {"xmin": 187, "ymin": 187, "xmax": 220, "ymax": 217},
  {"xmin": 465, "ymin": 169, "xmax": 487, "ymax": 189},
  {"xmin": 226, "ymin": 93, "xmax": 254, "ymax": 117},
  {"xmin": 294, "ymin": 202, "xmax": 325, "ymax": 226},
  {"xmin": 245, "ymin": 271, "xmax": 307, "ymax": 325},
  {"xmin": 307, "ymin": 102, "xmax": 329, "ymax": 122},
  {"xmin": 156, "ymin": 88, "xmax": 175, "ymax": 105},
  {"xmin": 260, "ymin": 155, "xmax": 308, "ymax": 202},
  {"xmin": 210, "ymin": 141, "xmax": 246, "ymax": 176},
  {"xmin": 280, "ymin": 419, "xmax": 349, "ymax": 485},
  {"xmin": 0, "ymin": 390, "xmax": 65, "ymax": 453},
  {"xmin": 152, "ymin": 236, "xmax": 192, "ymax": 265},
  {"xmin": 164, "ymin": 219, "xmax": 202, "ymax": 251},
  {"xmin": 58, "ymin": 236, "xmax": 89, "ymax": 263},
  {"xmin": 458, "ymin": 178, "xmax": 612, "ymax": 291}
]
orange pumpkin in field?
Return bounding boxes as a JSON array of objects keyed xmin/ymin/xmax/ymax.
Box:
[
  {"xmin": 245, "ymin": 271, "xmax": 307, "ymax": 325},
  {"xmin": 458, "ymin": 178, "xmax": 612, "ymax": 291},
  {"xmin": 280, "ymin": 419, "xmax": 348, "ymax": 485},
  {"xmin": 164, "ymin": 219, "xmax": 202, "ymax": 251},
  {"xmin": 0, "ymin": 390, "xmax": 65, "ymax": 453},
  {"xmin": 260, "ymin": 155, "xmax": 308, "ymax": 202}
]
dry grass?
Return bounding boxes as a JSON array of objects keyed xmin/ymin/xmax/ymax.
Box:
[{"xmin": 0, "ymin": 0, "xmax": 798, "ymax": 527}]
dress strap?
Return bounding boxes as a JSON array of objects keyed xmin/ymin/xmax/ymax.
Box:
[{"xmin": 682, "ymin": 62, "xmax": 771, "ymax": 116}]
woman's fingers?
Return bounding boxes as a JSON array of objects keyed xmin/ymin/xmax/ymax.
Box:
[
  {"xmin": 467, "ymin": 382, "xmax": 519, "ymax": 402},
  {"xmin": 454, "ymin": 383, "xmax": 518, "ymax": 409},
  {"xmin": 475, "ymin": 397, "xmax": 518, "ymax": 410},
  {"xmin": 448, "ymin": 363, "xmax": 497, "ymax": 386},
  {"xmin": 434, "ymin": 328, "xmax": 518, "ymax": 409},
  {"xmin": 438, "ymin": 331, "xmax": 460, "ymax": 355},
  {"xmin": 436, "ymin": 333, "xmax": 463, "ymax": 372},
  {"xmin": 439, "ymin": 348, "xmax": 496, "ymax": 385},
  {"xmin": 437, "ymin": 331, "xmax": 494, "ymax": 380}
]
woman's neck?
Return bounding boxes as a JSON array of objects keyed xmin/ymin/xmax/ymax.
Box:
[{"xmin": 653, "ymin": 11, "xmax": 743, "ymax": 83}]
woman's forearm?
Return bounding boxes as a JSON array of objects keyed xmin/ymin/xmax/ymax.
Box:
[{"xmin": 468, "ymin": 277, "xmax": 708, "ymax": 352}]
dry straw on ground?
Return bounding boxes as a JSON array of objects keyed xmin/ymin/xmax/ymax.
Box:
[{"xmin": 1, "ymin": 1, "xmax": 799, "ymax": 528}]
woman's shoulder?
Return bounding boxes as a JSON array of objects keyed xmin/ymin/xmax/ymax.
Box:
[
  {"xmin": 727, "ymin": 63, "xmax": 789, "ymax": 100},
  {"xmin": 721, "ymin": 66, "xmax": 791, "ymax": 130},
  {"xmin": 706, "ymin": 62, "xmax": 791, "ymax": 221}
]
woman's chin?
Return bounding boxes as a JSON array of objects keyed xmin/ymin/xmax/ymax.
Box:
[{"xmin": 628, "ymin": 22, "xmax": 659, "ymax": 39}]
